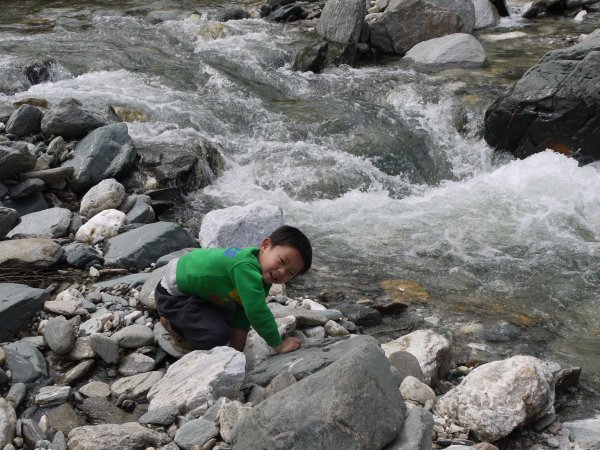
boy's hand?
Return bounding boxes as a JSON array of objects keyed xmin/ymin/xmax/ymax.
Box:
[{"xmin": 274, "ymin": 336, "xmax": 302, "ymax": 354}]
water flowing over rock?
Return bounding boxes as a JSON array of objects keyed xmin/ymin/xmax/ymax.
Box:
[
  {"xmin": 368, "ymin": 0, "xmax": 474, "ymax": 55},
  {"xmin": 41, "ymin": 98, "xmax": 112, "ymax": 140},
  {"xmin": 405, "ymin": 33, "xmax": 487, "ymax": 72},
  {"xmin": 435, "ymin": 355, "xmax": 555, "ymax": 441},
  {"xmin": 316, "ymin": 0, "xmax": 366, "ymax": 64},
  {"xmin": 484, "ymin": 28, "xmax": 600, "ymax": 162},
  {"xmin": 0, "ymin": 283, "xmax": 48, "ymax": 341},
  {"xmin": 231, "ymin": 335, "xmax": 405, "ymax": 450},
  {"xmin": 67, "ymin": 423, "xmax": 170, "ymax": 450},
  {"xmin": 62, "ymin": 122, "xmax": 137, "ymax": 193},
  {"xmin": 199, "ymin": 202, "xmax": 284, "ymax": 248},
  {"xmin": 147, "ymin": 347, "xmax": 245, "ymax": 417}
]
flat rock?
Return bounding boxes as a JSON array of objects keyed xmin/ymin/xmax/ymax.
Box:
[
  {"xmin": 3, "ymin": 341, "xmax": 48, "ymax": 383},
  {"xmin": 35, "ymin": 386, "xmax": 71, "ymax": 407},
  {"xmin": 5, "ymin": 104, "xmax": 42, "ymax": 137},
  {"xmin": 0, "ymin": 283, "xmax": 49, "ymax": 341},
  {"xmin": 46, "ymin": 403, "xmax": 82, "ymax": 436},
  {"xmin": 0, "ymin": 207, "xmax": 20, "ymax": 238},
  {"xmin": 67, "ymin": 422, "xmax": 170, "ymax": 450},
  {"xmin": 111, "ymin": 324, "xmax": 154, "ymax": 348},
  {"xmin": 174, "ymin": 418, "xmax": 219, "ymax": 450},
  {"xmin": 78, "ymin": 397, "xmax": 133, "ymax": 424},
  {"xmin": 405, "ymin": 33, "xmax": 486, "ymax": 72},
  {"xmin": 41, "ymin": 98, "xmax": 111, "ymax": 140},
  {"xmin": 118, "ymin": 352, "xmax": 155, "ymax": 376},
  {"xmin": 0, "ymin": 238, "xmax": 63, "ymax": 268},
  {"xmin": 78, "ymin": 381, "xmax": 111, "ymax": 398},
  {"xmin": 89, "ymin": 333, "xmax": 119, "ymax": 364},
  {"xmin": 110, "ymin": 371, "xmax": 164, "ymax": 400}
]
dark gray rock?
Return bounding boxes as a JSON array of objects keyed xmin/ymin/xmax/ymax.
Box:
[
  {"xmin": 0, "ymin": 141, "xmax": 37, "ymax": 181},
  {"xmin": 0, "ymin": 207, "xmax": 20, "ymax": 238},
  {"xmin": 6, "ymin": 383, "xmax": 27, "ymax": 409},
  {"xmin": 8, "ymin": 178, "xmax": 45, "ymax": 200},
  {"xmin": 19, "ymin": 166, "xmax": 74, "ymax": 184},
  {"xmin": 3, "ymin": 341, "xmax": 48, "ymax": 383},
  {"xmin": 316, "ymin": 0, "xmax": 366, "ymax": 64},
  {"xmin": 5, "ymin": 105, "xmax": 43, "ymax": 137},
  {"xmin": 339, "ymin": 302, "xmax": 382, "ymax": 326},
  {"xmin": 24, "ymin": 59, "xmax": 56, "ymax": 85},
  {"xmin": 62, "ymin": 122, "xmax": 137, "ymax": 193},
  {"xmin": 522, "ymin": 0, "xmax": 596, "ymax": 18},
  {"xmin": 103, "ymin": 221, "xmax": 198, "ymax": 270},
  {"xmin": 138, "ymin": 405, "xmax": 179, "ymax": 426},
  {"xmin": 125, "ymin": 200, "xmax": 155, "ymax": 224},
  {"xmin": 89, "ymin": 334, "xmax": 120, "ymax": 364},
  {"xmin": 47, "ymin": 404, "xmax": 83, "ymax": 436},
  {"xmin": 79, "ymin": 397, "xmax": 133, "ymax": 424},
  {"xmin": 384, "ymin": 405, "xmax": 434, "ymax": 450},
  {"xmin": 269, "ymin": 2, "xmax": 308, "ymax": 21},
  {"xmin": 111, "ymin": 324, "xmax": 154, "ymax": 348},
  {"xmin": 292, "ymin": 42, "xmax": 329, "ymax": 73},
  {"xmin": 174, "ymin": 418, "xmax": 219, "ymax": 449},
  {"xmin": 214, "ymin": 7, "xmax": 250, "ymax": 21},
  {"xmin": 233, "ymin": 335, "xmax": 405, "ymax": 450},
  {"xmin": 6, "ymin": 207, "xmax": 72, "ymax": 239},
  {"xmin": 41, "ymin": 98, "xmax": 112, "ymax": 140},
  {"xmin": 388, "ymin": 350, "xmax": 426, "ymax": 382},
  {"xmin": 64, "ymin": 242, "xmax": 104, "ymax": 268},
  {"xmin": 50, "ymin": 431, "xmax": 67, "ymax": 450},
  {"xmin": 0, "ymin": 103, "xmax": 14, "ymax": 123},
  {"xmin": 0, "ymin": 283, "xmax": 49, "ymax": 342},
  {"xmin": 21, "ymin": 418, "xmax": 46, "ymax": 449},
  {"xmin": 44, "ymin": 316, "xmax": 77, "ymax": 355},
  {"xmin": 484, "ymin": 29, "xmax": 600, "ymax": 161},
  {"xmin": 1, "ymin": 192, "xmax": 49, "ymax": 216}
]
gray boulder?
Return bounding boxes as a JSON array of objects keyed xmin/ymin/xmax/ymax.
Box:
[
  {"xmin": 316, "ymin": 0, "xmax": 366, "ymax": 64},
  {"xmin": 3, "ymin": 341, "xmax": 48, "ymax": 383},
  {"xmin": 385, "ymin": 404, "xmax": 433, "ymax": 450},
  {"xmin": 0, "ymin": 283, "xmax": 49, "ymax": 342},
  {"xmin": 0, "ymin": 141, "xmax": 37, "ymax": 181},
  {"xmin": 8, "ymin": 178, "xmax": 45, "ymax": 200},
  {"xmin": 199, "ymin": 202, "xmax": 283, "ymax": 248},
  {"xmin": 5, "ymin": 104, "xmax": 43, "ymax": 136},
  {"xmin": 292, "ymin": 42, "xmax": 329, "ymax": 73},
  {"xmin": 472, "ymin": 0, "xmax": 500, "ymax": 29},
  {"xmin": 6, "ymin": 207, "xmax": 72, "ymax": 239},
  {"xmin": 0, "ymin": 207, "xmax": 20, "ymax": 238},
  {"xmin": 103, "ymin": 221, "xmax": 198, "ymax": 269},
  {"xmin": 131, "ymin": 136, "xmax": 224, "ymax": 192},
  {"xmin": 43, "ymin": 316, "xmax": 77, "ymax": 355},
  {"xmin": 41, "ymin": 98, "xmax": 113, "ymax": 140},
  {"xmin": 111, "ymin": 324, "xmax": 155, "ymax": 348},
  {"xmin": 232, "ymin": 335, "xmax": 405, "ymax": 450},
  {"xmin": 62, "ymin": 122, "xmax": 137, "ymax": 193},
  {"xmin": 368, "ymin": 0, "xmax": 475, "ymax": 55},
  {"xmin": 67, "ymin": 423, "xmax": 170, "ymax": 450},
  {"xmin": 405, "ymin": 33, "xmax": 486, "ymax": 72},
  {"xmin": 484, "ymin": 29, "xmax": 600, "ymax": 161},
  {"xmin": 0, "ymin": 238, "xmax": 63, "ymax": 268},
  {"xmin": 174, "ymin": 418, "xmax": 219, "ymax": 450}
]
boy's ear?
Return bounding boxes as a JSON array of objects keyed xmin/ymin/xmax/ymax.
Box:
[{"xmin": 260, "ymin": 237, "xmax": 272, "ymax": 251}]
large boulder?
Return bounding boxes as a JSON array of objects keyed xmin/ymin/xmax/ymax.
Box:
[
  {"xmin": 316, "ymin": 0, "xmax": 366, "ymax": 65},
  {"xmin": 0, "ymin": 238, "xmax": 64, "ymax": 268},
  {"xmin": 368, "ymin": 0, "xmax": 475, "ymax": 55},
  {"xmin": 61, "ymin": 122, "xmax": 137, "ymax": 193},
  {"xmin": 5, "ymin": 104, "xmax": 43, "ymax": 137},
  {"xmin": 484, "ymin": 29, "xmax": 600, "ymax": 161},
  {"xmin": 405, "ymin": 33, "xmax": 486, "ymax": 72},
  {"xmin": 435, "ymin": 355, "xmax": 555, "ymax": 441},
  {"xmin": 231, "ymin": 335, "xmax": 405, "ymax": 450},
  {"xmin": 79, "ymin": 178, "xmax": 127, "ymax": 219},
  {"xmin": 41, "ymin": 98, "xmax": 113, "ymax": 140},
  {"xmin": 472, "ymin": 0, "xmax": 500, "ymax": 29},
  {"xmin": 6, "ymin": 207, "xmax": 72, "ymax": 239},
  {"xmin": 0, "ymin": 141, "xmax": 37, "ymax": 181},
  {"xmin": 103, "ymin": 221, "xmax": 198, "ymax": 269},
  {"xmin": 199, "ymin": 202, "xmax": 284, "ymax": 248},
  {"xmin": 0, "ymin": 283, "xmax": 49, "ymax": 342}
]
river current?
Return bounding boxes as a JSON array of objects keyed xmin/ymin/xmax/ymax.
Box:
[{"xmin": 1, "ymin": 0, "xmax": 600, "ymax": 418}]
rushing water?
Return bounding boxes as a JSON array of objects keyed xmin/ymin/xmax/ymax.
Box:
[{"xmin": 2, "ymin": 0, "xmax": 600, "ymax": 416}]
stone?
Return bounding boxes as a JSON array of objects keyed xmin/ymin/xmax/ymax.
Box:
[
  {"xmin": 47, "ymin": 403, "xmax": 82, "ymax": 436},
  {"xmin": 35, "ymin": 386, "xmax": 71, "ymax": 407},
  {"xmin": 138, "ymin": 265, "xmax": 167, "ymax": 310},
  {"xmin": 21, "ymin": 418, "xmax": 45, "ymax": 449},
  {"xmin": 263, "ymin": 372, "xmax": 297, "ymax": 399},
  {"xmin": 0, "ymin": 398, "xmax": 16, "ymax": 448},
  {"xmin": 125, "ymin": 200, "xmax": 155, "ymax": 224},
  {"xmin": 562, "ymin": 415, "xmax": 600, "ymax": 449},
  {"xmin": 292, "ymin": 42, "xmax": 329, "ymax": 73},
  {"xmin": 400, "ymin": 375, "xmax": 436, "ymax": 406},
  {"xmin": 44, "ymin": 296, "xmax": 84, "ymax": 317},
  {"xmin": 50, "ymin": 431, "xmax": 67, "ymax": 450},
  {"xmin": 118, "ymin": 352, "xmax": 155, "ymax": 376},
  {"xmin": 472, "ymin": 0, "xmax": 500, "ymax": 29},
  {"xmin": 6, "ymin": 207, "xmax": 72, "ymax": 239},
  {"xmin": 78, "ymin": 397, "xmax": 133, "ymax": 424},
  {"xmin": 44, "ymin": 316, "xmax": 77, "ymax": 355},
  {"xmin": 8, "ymin": 178, "xmax": 45, "ymax": 200},
  {"xmin": 68, "ymin": 337, "xmax": 96, "ymax": 360},
  {"xmin": 381, "ymin": 330, "xmax": 452, "ymax": 384},
  {"xmin": 232, "ymin": 335, "xmax": 405, "ymax": 449},
  {"xmin": 5, "ymin": 104, "xmax": 42, "ymax": 136},
  {"xmin": 138, "ymin": 405, "xmax": 179, "ymax": 426},
  {"xmin": 0, "ymin": 238, "xmax": 63, "ymax": 268},
  {"xmin": 0, "ymin": 207, "xmax": 20, "ymax": 238},
  {"xmin": 385, "ymin": 403, "xmax": 433, "ymax": 450},
  {"xmin": 174, "ymin": 419, "xmax": 219, "ymax": 450},
  {"xmin": 75, "ymin": 209, "xmax": 128, "ymax": 243},
  {"xmin": 199, "ymin": 203, "xmax": 283, "ymax": 248},
  {"xmin": 269, "ymin": 304, "xmax": 329, "ymax": 326},
  {"xmin": 79, "ymin": 179, "xmax": 127, "ymax": 218},
  {"xmin": 405, "ymin": 33, "xmax": 486, "ymax": 72},
  {"xmin": 92, "ymin": 273, "xmax": 150, "ymax": 290},
  {"xmin": 324, "ymin": 319, "xmax": 350, "ymax": 336},
  {"xmin": 78, "ymin": 381, "xmax": 111, "ymax": 398},
  {"xmin": 112, "ymin": 324, "xmax": 155, "ymax": 348},
  {"xmin": 104, "ymin": 221, "xmax": 198, "ymax": 270},
  {"xmin": 62, "ymin": 122, "xmax": 136, "ymax": 193},
  {"xmin": 5, "ymin": 383, "xmax": 27, "ymax": 409},
  {"xmin": 110, "ymin": 371, "xmax": 164, "ymax": 400},
  {"xmin": 153, "ymin": 321, "xmax": 188, "ymax": 358},
  {"xmin": 0, "ymin": 141, "xmax": 37, "ymax": 181},
  {"xmin": 316, "ymin": 0, "xmax": 366, "ymax": 65},
  {"xmin": 388, "ymin": 350, "xmax": 426, "ymax": 383},
  {"xmin": 19, "ymin": 166, "xmax": 74, "ymax": 184},
  {"xmin": 219, "ymin": 400, "xmax": 252, "ymax": 443},
  {"xmin": 89, "ymin": 334, "xmax": 120, "ymax": 364},
  {"xmin": 243, "ymin": 330, "xmax": 274, "ymax": 370},
  {"xmin": 64, "ymin": 242, "xmax": 104, "ymax": 269},
  {"xmin": 3, "ymin": 341, "xmax": 48, "ymax": 383},
  {"xmin": 147, "ymin": 347, "xmax": 245, "ymax": 417},
  {"xmin": 0, "ymin": 283, "xmax": 49, "ymax": 342},
  {"xmin": 435, "ymin": 355, "xmax": 555, "ymax": 441},
  {"xmin": 67, "ymin": 423, "xmax": 170, "ymax": 450},
  {"xmin": 41, "ymin": 98, "xmax": 111, "ymax": 140},
  {"xmin": 55, "ymin": 360, "xmax": 95, "ymax": 386}
]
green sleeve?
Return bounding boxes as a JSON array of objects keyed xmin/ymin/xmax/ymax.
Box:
[{"xmin": 230, "ymin": 264, "xmax": 283, "ymax": 348}]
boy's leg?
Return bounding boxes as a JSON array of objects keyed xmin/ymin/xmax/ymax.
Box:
[{"xmin": 154, "ymin": 283, "xmax": 231, "ymax": 350}]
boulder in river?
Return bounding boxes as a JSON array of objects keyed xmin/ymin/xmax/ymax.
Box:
[
  {"xmin": 484, "ymin": 28, "xmax": 600, "ymax": 162},
  {"xmin": 6, "ymin": 207, "xmax": 73, "ymax": 239},
  {"xmin": 41, "ymin": 98, "xmax": 114, "ymax": 140},
  {"xmin": 316, "ymin": 0, "xmax": 366, "ymax": 65},
  {"xmin": 404, "ymin": 33, "xmax": 487, "ymax": 72}
]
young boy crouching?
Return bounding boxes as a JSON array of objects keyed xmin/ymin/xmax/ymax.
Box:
[{"xmin": 154, "ymin": 225, "xmax": 312, "ymax": 354}]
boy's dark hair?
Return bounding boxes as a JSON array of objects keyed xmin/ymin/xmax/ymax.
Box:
[{"xmin": 269, "ymin": 225, "xmax": 312, "ymax": 275}]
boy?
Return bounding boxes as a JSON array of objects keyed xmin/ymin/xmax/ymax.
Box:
[{"xmin": 154, "ymin": 225, "xmax": 312, "ymax": 354}]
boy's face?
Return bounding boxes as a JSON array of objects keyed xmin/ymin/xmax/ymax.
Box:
[{"xmin": 258, "ymin": 238, "xmax": 305, "ymax": 284}]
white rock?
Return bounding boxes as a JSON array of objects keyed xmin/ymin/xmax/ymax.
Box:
[
  {"xmin": 324, "ymin": 320, "xmax": 350, "ymax": 337},
  {"xmin": 405, "ymin": 33, "xmax": 486, "ymax": 73},
  {"xmin": 435, "ymin": 355, "xmax": 555, "ymax": 441},
  {"xmin": 79, "ymin": 178, "xmax": 127, "ymax": 218},
  {"xmin": 304, "ymin": 326, "xmax": 326, "ymax": 341},
  {"xmin": 400, "ymin": 376, "xmax": 436, "ymax": 406},
  {"xmin": 218, "ymin": 400, "xmax": 252, "ymax": 444},
  {"xmin": 110, "ymin": 371, "xmax": 164, "ymax": 399},
  {"xmin": 301, "ymin": 299, "xmax": 327, "ymax": 311},
  {"xmin": 472, "ymin": 0, "xmax": 500, "ymax": 29},
  {"xmin": 243, "ymin": 330, "xmax": 274, "ymax": 370},
  {"xmin": 0, "ymin": 398, "xmax": 16, "ymax": 448},
  {"xmin": 276, "ymin": 315, "xmax": 297, "ymax": 336},
  {"xmin": 573, "ymin": 10, "xmax": 587, "ymax": 22},
  {"xmin": 381, "ymin": 330, "xmax": 452, "ymax": 385},
  {"xmin": 147, "ymin": 347, "xmax": 245, "ymax": 418},
  {"xmin": 198, "ymin": 202, "xmax": 284, "ymax": 248},
  {"xmin": 75, "ymin": 209, "xmax": 128, "ymax": 243}
]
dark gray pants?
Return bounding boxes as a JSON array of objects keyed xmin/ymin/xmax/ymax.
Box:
[{"xmin": 154, "ymin": 283, "xmax": 232, "ymax": 350}]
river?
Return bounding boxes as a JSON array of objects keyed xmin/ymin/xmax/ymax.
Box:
[{"xmin": 1, "ymin": 0, "xmax": 600, "ymax": 420}]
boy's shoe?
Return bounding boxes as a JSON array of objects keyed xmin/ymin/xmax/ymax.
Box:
[{"xmin": 159, "ymin": 317, "xmax": 195, "ymax": 351}]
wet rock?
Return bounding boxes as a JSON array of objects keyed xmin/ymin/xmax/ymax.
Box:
[
  {"xmin": 0, "ymin": 283, "xmax": 49, "ymax": 341},
  {"xmin": 7, "ymin": 207, "xmax": 72, "ymax": 239},
  {"xmin": 43, "ymin": 316, "xmax": 77, "ymax": 355},
  {"xmin": 1, "ymin": 192, "xmax": 49, "ymax": 216},
  {"xmin": 67, "ymin": 422, "xmax": 170, "ymax": 450},
  {"xmin": 19, "ymin": 166, "xmax": 74, "ymax": 185},
  {"xmin": 147, "ymin": 347, "xmax": 245, "ymax": 417},
  {"xmin": 174, "ymin": 418, "xmax": 219, "ymax": 449},
  {"xmin": 214, "ymin": 7, "xmax": 250, "ymax": 21},
  {"xmin": 0, "ymin": 141, "xmax": 37, "ymax": 180},
  {"xmin": 381, "ymin": 329, "xmax": 452, "ymax": 385},
  {"xmin": 62, "ymin": 122, "xmax": 136, "ymax": 193},
  {"xmin": 74, "ymin": 209, "xmax": 128, "ymax": 243},
  {"xmin": 232, "ymin": 335, "xmax": 405, "ymax": 449},
  {"xmin": 110, "ymin": 371, "xmax": 163, "ymax": 400},
  {"xmin": 338, "ymin": 302, "xmax": 382, "ymax": 326},
  {"xmin": 404, "ymin": 33, "xmax": 487, "ymax": 72},
  {"xmin": 435, "ymin": 355, "xmax": 555, "ymax": 441},
  {"xmin": 0, "ymin": 207, "xmax": 20, "ymax": 238},
  {"xmin": 55, "ymin": 360, "xmax": 95, "ymax": 386},
  {"xmin": 79, "ymin": 397, "xmax": 133, "ymax": 424},
  {"xmin": 0, "ymin": 398, "xmax": 17, "ymax": 448},
  {"xmin": 5, "ymin": 104, "xmax": 43, "ymax": 136},
  {"xmin": 103, "ymin": 221, "xmax": 198, "ymax": 270},
  {"xmin": 41, "ymin": 98, "xmax": 112, "ymax": 140},
  {"xmin": 24, "ymin": 59, "xmax": 55, "ymax": 85},
  {"xmin": 5, "ymin": 383, "xmax": 27, "ymax": 409},
  {"xmin": 316, "ymin": 0, "xmax": 366, "ymax": 65},
  {"xmin": 0, "ymin": 238, "xmax": 63, "ymax": 268},
  {"xmin": 199, "ymin": 203, "xmax": 283, "ymax": 248},
  {"xmin": 112, "ymin": 324, "xmax": 154, "ymax": 348},
  {"xmin": 125, "ymin": 200, "xmax": 155, "ymax": 224}
]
